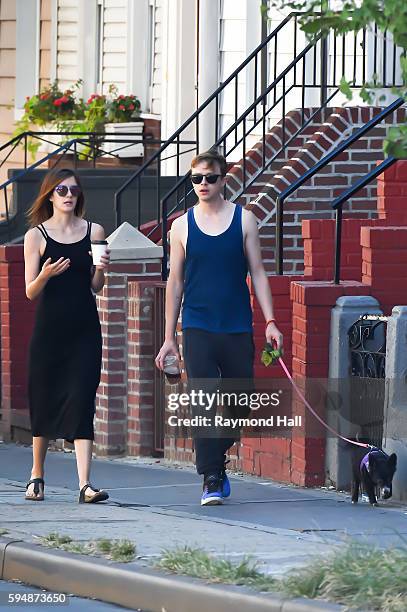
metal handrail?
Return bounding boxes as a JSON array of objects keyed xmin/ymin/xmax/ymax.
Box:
[
  {"xmin": 275, "ymin": 97, "xmax": 406, "ymax": 275},
  {"xmin": 331, "ymin": 156, "xmax": 397, "ymax": 284},
  {"xmin": 114, "ymin": 12, "xmax": 302, "ymax": 224},
  {"xmin": 0, "ymin": 131, "xmax": 195, "ymax": 192}
]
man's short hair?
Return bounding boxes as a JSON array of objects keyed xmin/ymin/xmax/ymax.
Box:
[{"xmin": 191, "ymin": 149, "xmax": 227, "ymax": 176}]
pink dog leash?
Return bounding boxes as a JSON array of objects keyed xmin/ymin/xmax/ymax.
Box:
[{"xmin": 278, "ymin": 357, "xmax": 372, "ymax": 450}]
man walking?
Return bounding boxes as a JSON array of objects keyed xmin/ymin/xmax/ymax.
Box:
[{"xmin": 156, "ymin": 149, "xmax": 283, "ymax": 505}]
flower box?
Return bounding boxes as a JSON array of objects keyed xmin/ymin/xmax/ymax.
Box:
[
  {"xmin": 38, "ymin": 122, "xmax": 88, "ymax": 155},
  {"xmin": 102, "ymin": 121, "xmax": 144, "ymax": 158}
]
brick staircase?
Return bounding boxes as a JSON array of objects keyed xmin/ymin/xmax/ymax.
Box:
[{"xmin": 226, "ymin": 105, "xmax": 406, "ymax": 274}]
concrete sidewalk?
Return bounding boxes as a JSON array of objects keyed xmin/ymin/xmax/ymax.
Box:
[{"xmin": 0, "ymin": 441, "xmax": 406, "ymax": 610}]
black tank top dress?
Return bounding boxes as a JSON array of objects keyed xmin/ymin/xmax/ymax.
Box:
[{"xmin": 28, "ymin": 221, "xmax": 102, "ymax": 442}]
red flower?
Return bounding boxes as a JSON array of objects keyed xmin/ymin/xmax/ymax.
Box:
[
  {"xmin": 40, "ymin": 94, "xmax": 49, "ymax": 100},
  {"xmin": 129, "ymin": 104, "xmax": 135, "ymax": 110},
  {"xmin": 53, "ymin": 98, "xmax": 63, "ymax": 107},
  {"xmin": 119, "ymin": 95, "xmax": 125, "ymax": 100},
  {"xmin": 119, "ymin": 105, "xmax": 126, "ymax": 111},
  {"xmin": 60, "ymin": 96, "xmax": 69, "ymax": 104},
  {"xmin": 26, "ymin": 96, "xmax": 30, "ymax": 101}
]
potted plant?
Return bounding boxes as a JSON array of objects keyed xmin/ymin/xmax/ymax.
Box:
[
  {"xmin": 14, "ymin": 81, "xmax": 144, "ymax": 162},
  {"xmin": 103, "ymin": 86, "xmax": 144, "ymax": 158},
  {"xmin": 14, "ymin": 80, "xmax": 85, "ymax": 156}
]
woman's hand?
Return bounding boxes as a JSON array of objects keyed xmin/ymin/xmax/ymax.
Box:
[
  {"xmin": 89, "ymin": 249, "xmax": 111, "ymax": 271},
  {"xmin": 40, "ymin": 257, "xmax": 70, "ymax": 280},
  {"xmin": 97, "ymin": 248, "xmax": 110, "ymax": 270}
]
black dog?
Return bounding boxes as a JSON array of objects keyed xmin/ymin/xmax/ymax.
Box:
[{"xmin": 351, "ymin": 446, "xmax": 397, "ymax": 506}]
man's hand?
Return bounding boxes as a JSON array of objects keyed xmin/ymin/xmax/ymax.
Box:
[
  {"xmin": 40, "ymin": 257, "xmax": 70, "ymax": 280},
  {"xmin": 155, "ymin": 339, "xmax": 180, "ymax": 371},
  {"xmin": 266, "ymin": 321, "xmax": 283, "ymax": 350}
]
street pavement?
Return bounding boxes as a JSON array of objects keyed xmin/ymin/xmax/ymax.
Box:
[{"xmin": 1, "ymin": 441, "xmax": 406, "ymax": 579}]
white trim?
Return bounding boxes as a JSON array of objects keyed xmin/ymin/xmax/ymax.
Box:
[
  {"xmin": 127, "ymin": 0, "xmax": 149, "ymax": 109},
  {"xmin": 78, "ymin": 0, "xmax": 98, "ymax": 100},
  {"xmin": 15, "ymin": 0, "xmax": 41, "ymax": 110},
  {"xmin": 96, "ymin": 0, "xmax": 105, "ymax": 93},
  {"xmin": 161, "ymin": 0, "xmax": 197, "ymax": 173},
  {"xmin": 35, "ymin": 0, "xmax": 41, "ymax": 91},
  {"xmin": 50, "ymin": 0, "xmax": 58, "ymax": 82}
]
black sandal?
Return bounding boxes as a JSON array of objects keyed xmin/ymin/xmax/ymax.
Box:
[
  {"xmin": 78, "ymin": 483, "xmax": 109, "ymax": 504},
  {"xmin": 25, "ymin": 478, "xmax": 45, "ymax": 501}
]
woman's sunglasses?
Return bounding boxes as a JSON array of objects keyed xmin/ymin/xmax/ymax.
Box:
[
  {"xmin": 190, "ymin": 173, "xmax": 222, "ymax": 185},
  {"xmin": 54, "ymin": 185, "xmax": 81, "ymax": 197}
]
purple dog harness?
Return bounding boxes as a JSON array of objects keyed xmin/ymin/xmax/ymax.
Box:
[{"xmin": 360, "ymin": 448, "xmax": 388, "ymax": 473}]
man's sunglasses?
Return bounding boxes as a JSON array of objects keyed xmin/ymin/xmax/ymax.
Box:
[
  {"xmin": 190, "ymin": 173, "xmax": 222, "ymax": 185},
  {"xmin": 54, "ymin": 185, "xmax": 81, "ymax": 197}
]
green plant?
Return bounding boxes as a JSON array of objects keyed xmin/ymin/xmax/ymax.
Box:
[
  {"xmin": 261, "ymin": 343, "xmax": 283, "ymax": 366},
  {"xmin": 40, "ymin": 533, "xmax": 136, "ymax": 563},
  {"xmin": 157, "ymin": 542, "xmax": 407, "ymax": 610},
  {"xmin": 106, "ymin": 85, "xmax": 141, "ymax": 123},
  {"xmin": 12, "ymin": 81, "xmax": 142, "ymax": 161},
  {"xmin": 157, "ymin": 546, "xmax": 278, "ymax": 590},
  {"xmin": 20, "ymin": 79, "xmax": 84, "ymax": 126},
  {"xmin": 13, "ymin": 79, "xmax": 85, "ymax": 158}
]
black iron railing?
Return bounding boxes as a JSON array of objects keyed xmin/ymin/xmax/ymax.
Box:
[
  {"xmin": 348, "ymin": 313, "xmax": 387, "ymax": 447},
  {"xmin": 115, "ymin": 19, "xmax": 403, "ymax": 255},
  {"xmin": 275, "ymin": 97, "xmax": 405, "ymax": 281},
  {"xmin": 331, "ymin": 156, "xmax": 398, "ymax": 284},
  {"xmin": 114, "ymin": 13, "xmax": 308, "ymax": 229},
  {"xmin": 0, "ymin": 131, "xmax": 194, "ymax": 239}
]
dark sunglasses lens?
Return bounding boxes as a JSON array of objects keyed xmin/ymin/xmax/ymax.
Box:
[
  {"xmin": 206, "ymin": 174, "xmax": 220, "ymax": 184},
  {"xmin": 55, "ymin": 185, "xmax": 81, "ymax": 197},
  {"xmin": 191, "ymin": 174, "xmax": 203, "ymax": 184},
  {"xmin": 55, "ymin": 185, "xmax": 68, "ymax": 196}
]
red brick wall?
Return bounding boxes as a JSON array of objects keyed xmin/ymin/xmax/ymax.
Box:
[
  {"xmin": 0, "ymin": 246, "xmax": 36, "ymax": 439},
  {"xmin": 232, "ymin": 106, "xmax": 406, "ymax": 275},
  {"xmin": 94, "ymin": 260, "xmax": 162, "ymax": 456},
  {"xmin": 377, "ymin": 160, "xmax": 407, "ymax": 224},
  {"xmin": 127, "ymin": 280, "xmax": 165, "ymax": 456}
]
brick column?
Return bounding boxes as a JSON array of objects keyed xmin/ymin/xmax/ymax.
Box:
[
  {"xmin": 94, "ymin": 222, "xmax": 162, "ymax": 456},
  {"xmin": 377, "ymin": 161, "xmax": 407, "ymax": 224},
  {"xmin": 290, "ymin": 280, "xmax": 368, "ymax": 486},
  {"xmin": 127, "ymin": 280, "xmax": 165, "ymax": 456},
  {"xmin": 0, "ymin": 245, "xmax": 35, "ymax": 440},
  {"xmin": 361, "ymin": 226, "xmax": 407, "ymax": 316}
]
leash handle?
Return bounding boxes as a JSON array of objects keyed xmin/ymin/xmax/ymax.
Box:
[{"xmin": 278, "ymin": 357, "xmax": 371, "ymax": 450}]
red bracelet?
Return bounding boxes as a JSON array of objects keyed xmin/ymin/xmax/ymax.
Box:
[{"xmin": 265, "ymin": 319, "xmax": 276, "ymax": 328}]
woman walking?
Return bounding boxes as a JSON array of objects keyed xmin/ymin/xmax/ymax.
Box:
[{"xmin": 24, "ymin": 167, "xmax": 109, "ymax": 503}]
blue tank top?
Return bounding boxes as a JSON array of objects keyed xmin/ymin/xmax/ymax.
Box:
[{"xmin": 182, "ymin": 204, "xmax": 253, "ymax": 333}]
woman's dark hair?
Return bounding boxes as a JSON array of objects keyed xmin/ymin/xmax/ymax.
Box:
[{"xmin": 27, "ymin": 168, "xmax": 85, "ymax": 228}]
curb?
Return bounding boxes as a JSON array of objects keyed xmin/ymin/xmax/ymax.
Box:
[{"xmin": 0, "ymin": 538, "xmax": 344, "ymax": 612}]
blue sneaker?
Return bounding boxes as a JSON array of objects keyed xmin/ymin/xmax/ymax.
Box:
[
  {"xmin": 221, "ymin": 461, "xmax": 231, "ymax": 498},
  {"xmin": 221, "ymin": 471, "xmax": 231, "ymax": 498},
  {"xmin": 201, "ymin": 475, "xmax": 223, "ymax": 506}
]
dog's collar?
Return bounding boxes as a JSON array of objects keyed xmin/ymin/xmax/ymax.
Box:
[{"xmin": 360, "ymin": 448, "xmax": 388, "ymax": 473}]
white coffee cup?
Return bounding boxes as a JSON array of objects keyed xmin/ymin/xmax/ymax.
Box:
[{"xmin": 91, "ymin": 240, "xmax": 108, "ymax": 266}]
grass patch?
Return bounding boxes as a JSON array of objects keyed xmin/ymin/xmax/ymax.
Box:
[
  {"xmin": 40, "ymin": 533, "xmax": 136, "ymax": 563},
  {"xmin": 157, "ymin": 546, "xmax": 277, "ymax": 591},
  {"xmin": 157, "ymin": 543, "xmax": 407, "ymax": 611},
  {"xmin": 281, "ymin": 542, "xmax": 407, "ymax": 612}
]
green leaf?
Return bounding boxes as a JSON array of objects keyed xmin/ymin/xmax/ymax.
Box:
[{"xmin": 339, "ymin": 76, "xmax": 353, "ymax": 101}]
